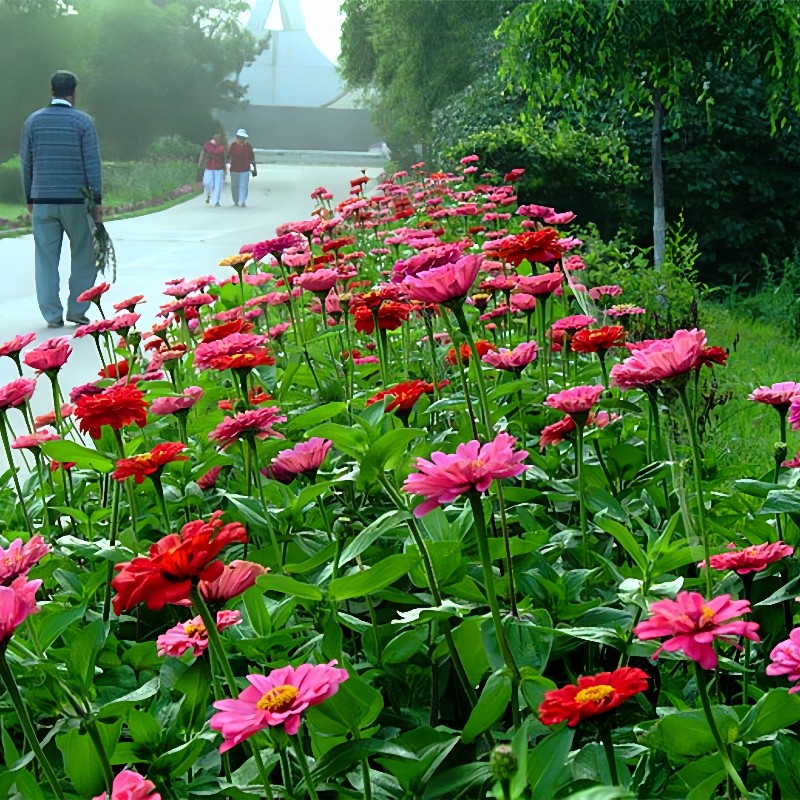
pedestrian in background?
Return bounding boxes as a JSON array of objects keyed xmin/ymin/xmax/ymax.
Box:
[
  {"xmin": 20, "ymin": 69, "xmax": 102, "ymax": 328},
  {"xmin": 199, "ymin": 131, "xmax": 226, "ymax": 206},
  {"xmin": 228, "ymin": 128, "xmax": 256, "ymax": 207}
]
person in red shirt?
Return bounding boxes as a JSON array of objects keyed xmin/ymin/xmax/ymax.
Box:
[
  {"xmin": 227, "ymin": 128, "xmax": 256, "ymax": 207},
  {"xmin": 198, "ymin": 131, "xmax": 227, "ymax": 206}
]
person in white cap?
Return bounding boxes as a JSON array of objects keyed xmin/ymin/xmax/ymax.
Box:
[{"xmin": 227, "ymin": 128, "xmax": 256, "ymax": 207}]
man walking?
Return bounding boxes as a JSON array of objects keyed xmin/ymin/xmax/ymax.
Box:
[
  {"xmin": 228, "ymin": 128, "xmax": 256, "ymax": 207},
  {"xmin": 20, "ymin": 70, "xmax": 102, "ymax": 328}
]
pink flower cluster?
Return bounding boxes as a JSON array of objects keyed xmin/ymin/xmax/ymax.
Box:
[{"xmin": 157, "ymin": 610, "xmax": 241, "ymax": 658}]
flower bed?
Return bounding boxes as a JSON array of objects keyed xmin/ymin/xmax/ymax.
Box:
[{"xmin": 0, "ymin": 161, "xmax": 798, "ymax": 799}]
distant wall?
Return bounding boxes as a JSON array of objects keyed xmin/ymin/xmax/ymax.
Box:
[{"xmin": 216, "ymin": 107, "xmax": 378, "ymax": 152}]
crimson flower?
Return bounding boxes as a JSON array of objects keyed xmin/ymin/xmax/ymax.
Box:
[
  {"xmin": 403, "ymin": 432, "xmax": 528, "ymax": 517},
  {"xmin": 699, "ymin": 541, "xmax": 794, "ymax": 575},
  {"xmin": 353, "ymin": 301, "xmax": 412, "ymax": 334},
  {"xmin": 201, "ymin": 319, "xmax": 254, "ymax": 343},
  {"xmin": 74, "ymin": 384, "xmax": 148, "ymax": 439},
  {"xmin": 633, "ymin": 591, "xmax": 760, "ymax": 669},
  {"xmin": 367, "ymin": 380, "xmax": 438, "ymax": 413},
  {"xmin": 445, "ymin": 339, "xmax": 496, "ymax": 365},
  {"xmin": 112, "ymin": 442, "xmax": 188, "ymax": 484},
  {"xmin": 112, "ymin": 295, "xmax": 145, "ymax": 313},
  {"xmin": 98, "ymin": 360, "xmax": 129, "ymax": 380},
  {"xmin": 209, "ymin": 406, "xmax": 287, "ymax": 449},
  {"xmin": 538, "ymin": 667, "xmax": 649, "ymax": 727},
  {"xmin": 111, "ymin": 511, "xmax": 248, "ymax": 613},
  {"xmin": 489, "ymin": 229, "xmax": 563, "ymax": 266},
  {"xmin": 571, "ymin": 326, "xmax": 627, "ymax": 354},
  {"xmin": 77, "ymin": 282, "xmax": 110, "ymax": 304}
]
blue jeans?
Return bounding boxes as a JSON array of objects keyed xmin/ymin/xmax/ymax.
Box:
[
  {"xmin": 32, "ymin": 203, "xmax": 95, "ymax": 324},
  {"xmin": 230, "ymin": 171, "xmax": 250, "ymax": 205},
  {"xmin": 203, "ymin": 169, "xmax": 223, "ymax": 204}
]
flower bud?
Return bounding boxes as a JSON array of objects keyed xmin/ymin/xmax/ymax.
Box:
[
  {"xmin": 775, "ymin": 442, "xmax": 788, "ymax": 464},
  {"xmin": 490, "ymin": 744, "xmax": 517, "ymax": 783}
]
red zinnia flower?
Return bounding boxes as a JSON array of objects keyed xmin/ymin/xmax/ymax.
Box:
[
  {"xmin": 353, "ymin": 301, "xmax": 412, "ymax": 334},
  {"xmin": 367, "ymin": 380, "xmax": 437, "ymax": 412},
  {"xmin": 202, "ymin": 319, "xmax": 254, "ymax": 343},
  {"xmin": 489, "ymin": 229, "xmax": 563, "ymax": 266},
  {"xmin": 571, "ymin": 326, "xmax": 627, "ymax": 354},
  {"xmin": 74, "ymin": 384, "xmax": 148, "ymax": 439},
  {"xmin": 699, "ymin": 541, "xmax": 794, "ymax": 575},
  {"xmin": 445, "ymin": 340, "xmax": 496, "ymax": 365},
  {"xmin": 112, "ymin": 442, "xmax": 188, "ymax": 485},
  {"xmin": 77, "ymin": 282, "xmax": 111, "ymax": 304},
  {"xmin": 111, "ymin": 511, "xmax": 248, "ymax": 613},
  {"xmin": 98, "ymin": 360, "xmax": 130, "ymax": 380},
  {"xmin": 538, "ymin": 668, "xmax": 649, "ymax": 727}
]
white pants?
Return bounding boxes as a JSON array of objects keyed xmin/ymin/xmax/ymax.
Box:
[{"xmin": 203, "ymin": 169, "xmax": 223, "ymax": 205}]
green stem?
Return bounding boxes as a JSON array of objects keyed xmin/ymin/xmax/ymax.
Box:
[
  {"xmin": 467, "ymin": 492, "xmax": 520, "ymax": 681},
  {"xmin": 249, "ymin": 439, "xmax": 282, "ymax": 570},
  {"xmin": 694, "ymin": 665, "xmax": 749, "ymax": 798},
  {"xmin": 151, "ymin": 473, "xmax": 171, "ymax": 533},
  {"xmin": 574, "ymin": 420, "xmax": 589, "ymax": 565},
  {"xmin": 678, "ymin": 387, "xmax": 712, "ymax": 597},
  {"xmin": 0, "ymin": 412, "xmax": 33, "ymax": 535},
  {"xmin": 102, "ymin": 480, "xmax": 121, "ymax": 623},
  {"xmin": 189, "ymin": 588, "xmax": 274, "ymax": 800},
  {"xmin": 0, "ymin": 650, "xmax": 65, "ymax": 799},
  {"xmin": 84, "ymin": 717, "xmax": 115, "ymax": 795},
  {"xmin": 598, "ymin": 720, "xmax": 619, "ymax": 786},
  {"xmin": 279, "ymin": 746, "xmax": 294, "ymax": 795},
  {"xmin": 451, "ymin": 304, "xmax": 493, "ymax": 439},
  {"xmin": 292, "ymin": 732, "xmax": 320, "ymax": 800},
  {"xmin": 537, "ymin": 296, "xmax": 549, "ymax": 391}
]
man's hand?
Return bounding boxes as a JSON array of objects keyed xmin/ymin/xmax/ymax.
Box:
[
  {"xmin": 27, "ymin": 204, "xmax": 32, "ymax": 215},
  {"xmin": 92, "ymin": 205, "xmax": 103, "ymax": 223}
]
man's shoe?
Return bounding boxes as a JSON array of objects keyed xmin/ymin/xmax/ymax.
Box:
[
  {"xmin": 205, "ymin": 195, "xmax": 210, "ymax": 204},
  {"xmin": 67, "ymin": 315, "xmax": 90, "ymax": 326},
  {"xmin": 47, "ymin": 319, "xmax": 64, "ymax": 329}
]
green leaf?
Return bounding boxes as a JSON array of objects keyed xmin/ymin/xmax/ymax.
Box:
[
  {"xmin": 594, "ymin": 511, "xmax": 648, "ymax": 575},
  {"xmin": 39, "ymin": 440, "xmax": 114, "ymax": 472},
  {"xmin": 29, "ymin": 603, "xmax": 86, "ymax": 650},
  {"xmin": 740, "ymin": 688, "xmax": 800, "ymax": 740},
  {"xmin": 256, "ymin": 573, "xmax": 323, "ymax": 602},
  {"xmin": 174, "ymin": 658, "xmax": 212, "ymax": 731},
  {"xmin": 96, "ymin": 677, "xmax": 160, "ymax": 719},
  {"xmin": 56, "ymin": 721, "xmax": 121, "ymax": 798},
  {"xmin": 305, "ymin": 422, "xmax": 369, "ymax": 459},
  {"xmin": 310, "ymin": 739, "xmax": 415, "ymax": 780},
  {"xmin": 527, "ymin": 726, "xmax": 575, "ymax": 799},
  {"xmin": 382, "ymin": 628, "xmax": 429, "ymax": 665},
  {"xmin": 285, "ymin": 402, "xmax": 347, "ymax": 434},
  {"xmin": 241, "ymin": 585, "xmax": 271, "ymax": 637},
  {"xmin": 638, "ymin": 707, "xmax": 739, "ymax": 757},
  {"xmin": 461, "ymin": 667, "xmax": 513, "ymax": 743},
  {"xmin": 328, "ymin": 553, "xmax": 420, "ymax": 600},
  {"xmin": 337, "ymin": 509, "xmax": 409, "ymax": 567},
  {"xmin": 357, "ymin": 427, "xmax": 426, "ymax": 487},
  {"xmin": 65, "ymin": 619, "xmax": 106, "ymax": 693},
  {"xmin": 774, "ymin": 733, "xmax": 800, "ymax": 797},
  {"xmin": 307, "ymin": 674, "xmax": 383, "ymax": 734},
  {"xmin": 151, "ymin": 737, "xmax": 208, "ymax": 777}
]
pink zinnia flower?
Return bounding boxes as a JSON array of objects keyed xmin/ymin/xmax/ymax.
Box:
[
  {"xmin": 551, "ymin": 314, "xmax": 597, "ymax": 335},
  {"xmin": 198, "ymin": 560, "xmax": 269, "ymax": 603},
  {"xmin": 263, "ymin": 438, "xmax": 333, "ymax": 483},
  {"xmin": 545, "ymin": 384, "xmax": 604, "ymax": 416},
  {"xmin": 193, "ymin": 333, "xmax": 269, "ymax": 371},
  {"xmin": 92, "ymin": 770, "xmax": 161, "ymax": 800},
  {"xmin": 749, "ymin": 382, "xmax": 800, "ymax": 411},
  {"xmin": 0, "ymin": 577, "xmax": 41, "ymax": 642},
  {"xmin": 588, "ymin": 285, "xmax": 624, "ymax": 300},
  {"xmin": 197, "ymin": 465, "xmax": 223, "ymax": 490},
  {"xmin": 0, "ymin": 333, "xmax": 36, "ymax": 359},
  {"xmin": 402, "ymin": 432, "xmax": 528, "ymax": 517},
  {"xmin": 0, "ymin": 535, "xmax": 50, "ymax": 585},
  {"xmin": 78, "ymin": 282, "xmax": 111, "ymax": 304},
  {"xmin": 514, "ymin": 271, "xmax": 563, "ymax": 297},
  {"xmin": 0, "ymin": 377, "xmax": 36, "ymax": 411},
  {"xmin": 538, "ymin": 411, "xmax": 616, "ymax": 448},
  {"xmin": 22, "ymin": 337, "xmax": 72, "ymax": 373},
  {"xmin": 295, "ymin": 269, "xmax": 340, "ymax": 293},
  {"xmin": 401, "ymin": 255, "xmax": 482, "ymax": 305},
  {"xmin": 633, "ymin": 591, "xmax": 760, "ymax": 669},
  {"xmin": 156, "ymin": 610, "xmax": 241, "ymax": 658},
  {"xmin": 698, "ymin": 541, "xmax": 794, "ymax": 574},
  {"xmin": 789, "ymin": 397, "xmax": 800, "ymax": 431},
  {"xmin": 113, "ymin": 295, "xmax": 145, "ymax": 312},
  {"xmin": 150, "ymin": 387, "xmax": 203, "ymax": 416},
  {"xmin": 510, "ymin": 293, "xmax": 536, "ymax": 313},
  {"xmin": 767, "ymin": 628, "xmax": 800, "ymax": 693},
  {"xmin": 210, "ymin": 661, "xmax": 349, "ymax": 750},
  {"xmin": 481, "ymin": 341, "xmax": 538, "ymax": 371},
  {"xmin": 607, "ymin": 304, "xmax": 646, "ymax": 318},
  {"xmin": 11, "ymin": 428, "xmax": 59, "ymax": 450},
  {"xmin": 209, "ymin": 407, "xmax": 287, "ymax": 449},
  {"xmin": 610, "ymin": 328, "xmax": 707, "ymax": 390}
]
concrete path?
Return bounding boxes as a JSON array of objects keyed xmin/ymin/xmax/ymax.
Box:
[{"xmin": 0, "ymin": 160, "xmax": 383, "ymax": 435}]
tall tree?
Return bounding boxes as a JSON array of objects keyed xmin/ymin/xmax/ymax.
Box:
[
  {"xmin": 340, "ymin": 0, "xmax": 511, "ymax": 165},
  {"xmin": 498, "ymin": 0, "xmax": 800, "ymax": 269}
]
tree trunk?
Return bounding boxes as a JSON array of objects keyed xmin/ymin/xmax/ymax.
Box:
[{"xmin": 652, "ymin": 87, "xmax": 666, "ymax": 272}]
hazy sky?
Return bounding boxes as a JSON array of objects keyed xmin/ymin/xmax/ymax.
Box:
[{"xmin": 256, "ymin": 0, "xmax": 345, "ymax": 62}]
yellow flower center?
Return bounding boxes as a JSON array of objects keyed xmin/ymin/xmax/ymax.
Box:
[
  {"xmin": 256, "ymin": 684, "xmax": 299, "ymax": 712},
  {"xmin": 575, "ymin": 684, "xmax": 615, "ymax": 704},
  {"xmin": 700, "ymin": 606, "xmax": 716, "ymax": 626},
  {"xmin": 183, "ymin": 622, "xmax": 206, "ymax": 637}
]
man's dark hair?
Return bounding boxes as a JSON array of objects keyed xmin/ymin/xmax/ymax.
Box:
[{"xmin": 51, "ymin": 70, "xmax": 78, "ymax": 98}]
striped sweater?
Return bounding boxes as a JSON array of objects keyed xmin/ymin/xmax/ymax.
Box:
[{"xmin": 20, "ymin": 103, "xmax": 102, "ymax": 204}]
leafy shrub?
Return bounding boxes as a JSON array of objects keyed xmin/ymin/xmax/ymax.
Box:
[
  {"xmin": 0, "ymin": 156, "xmax": 23, "ymax": 204},
  {"xmin": 145, "ymin": 134, "xmax": 199, "ymax": 163}
]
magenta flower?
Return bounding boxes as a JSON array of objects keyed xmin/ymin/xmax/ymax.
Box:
[
  {"xmin": 92, "ymin": 770, "xmax": 161, "ymax": 800},
  {"xmin": 403, "ymin": 432, "xmax": 529, "ymax": 517},
  {"xmin": 545, "ymin": 384, "xmax": 604, "ymax": 416},
  {"xmin": 633, "ymin": 591, "xmax": 760, "ymax": 669},
  {"xmin": 209, "ymin": 406, "xmax": 287, "ymax": 449},
  {"xmin": 210, "ymin": 661, "xmax": 349, "ymax": 750},
  {"xmin": 749, "ymin": 382, "xmax": 800, "ymax": 411},
  {"xmin": 0, "ymin": 333, "xmax": 36, "ymax": 359},
  {"xmin": 0, "ymin": 577, "xmax": 42, "ymax": 643},
  {"xmin": 514, "ymin": 271, "xmax": 563, "ymax": 297},
  {"xmin": 198, "ymin": 560, "xmax": 269, "ymax": 603},
  {"xmin": 610, "ymin": 329, "xmax": 707, "ymax": 390},
  {"xmin": 481, "ymin": 341, "xmax": 538, "ymax": 371},
  {"xmin": 11, "ymin": 428, "xmax": 59, "ymax": 450},
  {"xmin": 767, "ymin": 629, "xmax": 800, "ymax": 693},
  {"xmin": 510, "ymin": 293, "xmax": 537, "ymax": 313},
  {"xmin": 551, "ymin": 314, "xmax": 597, "ymax": 335},
  {"xmin": 295, "ymin": 269, "xmax": 340, "ymax": 293},
  {"xmin": 77, "ymin": 282, "xmax": 110, "ymax": 304},
  {"xmin": 698, "ymin": 541, "xmax": 794, "ymax": 575},
  {"xmin": 789, "ymin": 398, "xmax": 800, "ymax": 431},
  {"xmin": 22, "ymin": 337, "xmax": 72, "ymax": 373},
  {"xmin": 156, "ymin": 610, "xmax": 241, "ymax": 658},
  {"xmin": 0, "ymin": 377, "xmax": 36, "ymax": 411},
  {"xmin": 262, "ymin": 438, "xmax": 333, "ymax": 483},
  {"xmin": 0, "ymin": 535, "xmax": 50, "ymax": 585},
  {"xmin": 401, "ymin": 254, "xmax": 482, "ymax": 305},
  {"xmin": 150, "ymin": 387, "xmax": 203, "ymax": 416},
  {"xmin": 193, "ymin": 333, "xmax": 269, "ymax": 371}
]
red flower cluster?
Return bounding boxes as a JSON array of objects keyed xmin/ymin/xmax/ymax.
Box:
[
  {"xmin": 571, "ymin": 326, "xmax": 626, "ymax": 354},
  {"xmin": 111, "ymin": 511, "xmax": 247, "ymax": 613},
  {"xmin": 445, "ymin": 339, "xmax": 496, "ymax": 365},
  {"xmin": 353, "ymin": 301, "xmax": 412, "ymax": 334},
  {"xmin": 74, "ymin": 384, "xmax": 148, "ymax": 439},
  {"xmin": 367, "ymin": 380, "xmax": 441, "ymax": 412},
  {"xmin": 490, "ymin": 228, "xmax": 563, "ymax": 266},
  {"xmin": 113, "ymin": 442, "xmax": 188, "ymax": 484}
]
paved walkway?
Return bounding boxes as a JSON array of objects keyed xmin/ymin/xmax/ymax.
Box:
[{"xmin": 0, "ymin": 160, "xmax": 383, "ymax": 430}]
